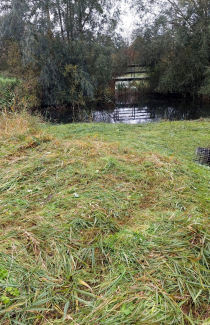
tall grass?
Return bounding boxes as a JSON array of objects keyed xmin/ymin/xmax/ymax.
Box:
[
  {"xmin": 0, "ymin": 76, "xmax": 19, "ymax": 111},
  {"xmin": 1, "ymin": 114, "xmax": 210, "ymax": 324},
  {"xmin": 0, "ymin": 111, "xmax": 39, "ymax": 138}
]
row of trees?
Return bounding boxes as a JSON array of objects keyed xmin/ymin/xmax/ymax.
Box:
[
  {"xmin": 1, "ymin": 0, "xmax": 210, "ymax": 110},
  {"xmin": 0, "ymin": 0, "xmax": 126, "ymax": 111},
  {"xmin": 132, "ymin": 0, "xmax": 210, "ymax": 99}
]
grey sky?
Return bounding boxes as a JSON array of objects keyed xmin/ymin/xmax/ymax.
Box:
[
  {"xmin": 117, "ymin": 0, "xmax": 138, "ymax": 42},
  {"xmin": 118, "ymin": 0, "xmax": 162, "ymax": 42}
]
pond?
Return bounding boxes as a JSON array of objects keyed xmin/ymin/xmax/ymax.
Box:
[{"xmin": 92, "ymin": 99, "xmax": 210, "ymax": 124}]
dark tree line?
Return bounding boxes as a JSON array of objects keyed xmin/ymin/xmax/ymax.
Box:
[{"xmin": 1, "ymin": 0, "xmax": 208, "ymax": 110}]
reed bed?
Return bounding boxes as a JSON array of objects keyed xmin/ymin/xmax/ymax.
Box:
[{"xmin": 1, "ymin": 114, "xmax": 210, "ymax": 324}]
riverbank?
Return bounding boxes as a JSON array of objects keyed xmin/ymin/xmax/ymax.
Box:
[{"xmin": 1, "ymin": 112, "xmax": 210, "ymax": 324}]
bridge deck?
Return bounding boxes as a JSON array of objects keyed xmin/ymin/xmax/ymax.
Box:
[{"xmin": 114, "ymin": 67, "xmax": 149, "ymax": 82}]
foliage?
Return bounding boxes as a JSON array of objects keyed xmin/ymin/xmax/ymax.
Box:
[
  {"xmin": 0, "ymin": 266, "xmax": 20, "ymax": 305},
  {"xmin": 1, "ymin": 113, "xmax": 210, "ymax": 323},
  {"xmin": 111, "ymin": 39, "xmax": 133, "ymax": 78},
  {"xmin": 0, "ymin": 267, "xmax": 8, "ymax": 281},
  {"xmin": 133, "ymin": 0, "xmax": 210, "ymax": 97},
  {"xmin": 0, "ymin": 0, "xmax": 120, "ymax": 110}
]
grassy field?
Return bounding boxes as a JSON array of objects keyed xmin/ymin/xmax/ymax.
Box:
[{"xmin": 1, "ymin": 112, "xmax": 210, "ymax": 324}]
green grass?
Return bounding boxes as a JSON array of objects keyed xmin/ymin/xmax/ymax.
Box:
[
  {"xmin": 0, "ymin": 76, "xmax": 17, "ymax": 83},
  {"xmin": 1, "ymin": 113, "xmax": 210, "ymax": 324},
  {"xmin": 0, "ymin": 75, "xmax": 19, "ymax": 110}
]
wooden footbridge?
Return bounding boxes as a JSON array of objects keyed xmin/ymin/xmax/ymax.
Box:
[{"xmin": 115, "ymin": 65, "xmax": 149, "ymax": 89}]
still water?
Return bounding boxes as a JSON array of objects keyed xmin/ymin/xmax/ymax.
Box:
[{"xmin": 92, "ymin": 100, "xmax": 210, "ymax": 124}]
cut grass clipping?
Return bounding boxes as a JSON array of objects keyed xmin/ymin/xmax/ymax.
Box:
[{"xmin": 1, "ymin": 113, "xmax": 210, "ymax": 324}]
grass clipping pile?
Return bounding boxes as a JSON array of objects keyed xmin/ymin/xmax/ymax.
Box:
[{"xmin": 0, "ymin": 114, "xmax": 210, "ymax": 324}]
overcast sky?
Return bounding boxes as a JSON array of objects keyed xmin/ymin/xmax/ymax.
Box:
[
  {"xmin": 118, "ymin": 0, "xmax": 161, "ymax": 43},
  {"xmin": 117, "ymin": 0, "xmax": 139, "ymax": 42}
]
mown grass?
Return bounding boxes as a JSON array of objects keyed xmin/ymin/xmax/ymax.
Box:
[{"xmin": 1, "ymin": 113, "xmax": 210, "ymax": 324}]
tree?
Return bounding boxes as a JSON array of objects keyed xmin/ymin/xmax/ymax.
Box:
[
  {"xmin": 0, "ymin": 0, "xmax": 120, "ymax": 109},
  {"xmin": 132, "ymin": 0, "xmax": 210, "ymax": 97}
]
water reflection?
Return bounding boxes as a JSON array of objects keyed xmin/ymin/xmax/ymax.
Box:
[
  {"xmin": 92, "ymin": 100, "xmax": 210, "ymax": 124},
  {"xmin": 93, "ymin": 106, "xmax": 152, "ymax": 124}
]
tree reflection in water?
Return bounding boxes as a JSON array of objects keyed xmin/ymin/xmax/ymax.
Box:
[{"xmin": 92, "ymin": 99, "xmax": 210, "ymax": 124}]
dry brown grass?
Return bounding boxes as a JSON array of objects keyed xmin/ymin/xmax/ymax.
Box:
[{"xmin": 0, "ymin": 110, "xmax": 42, "ymax": 139}]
